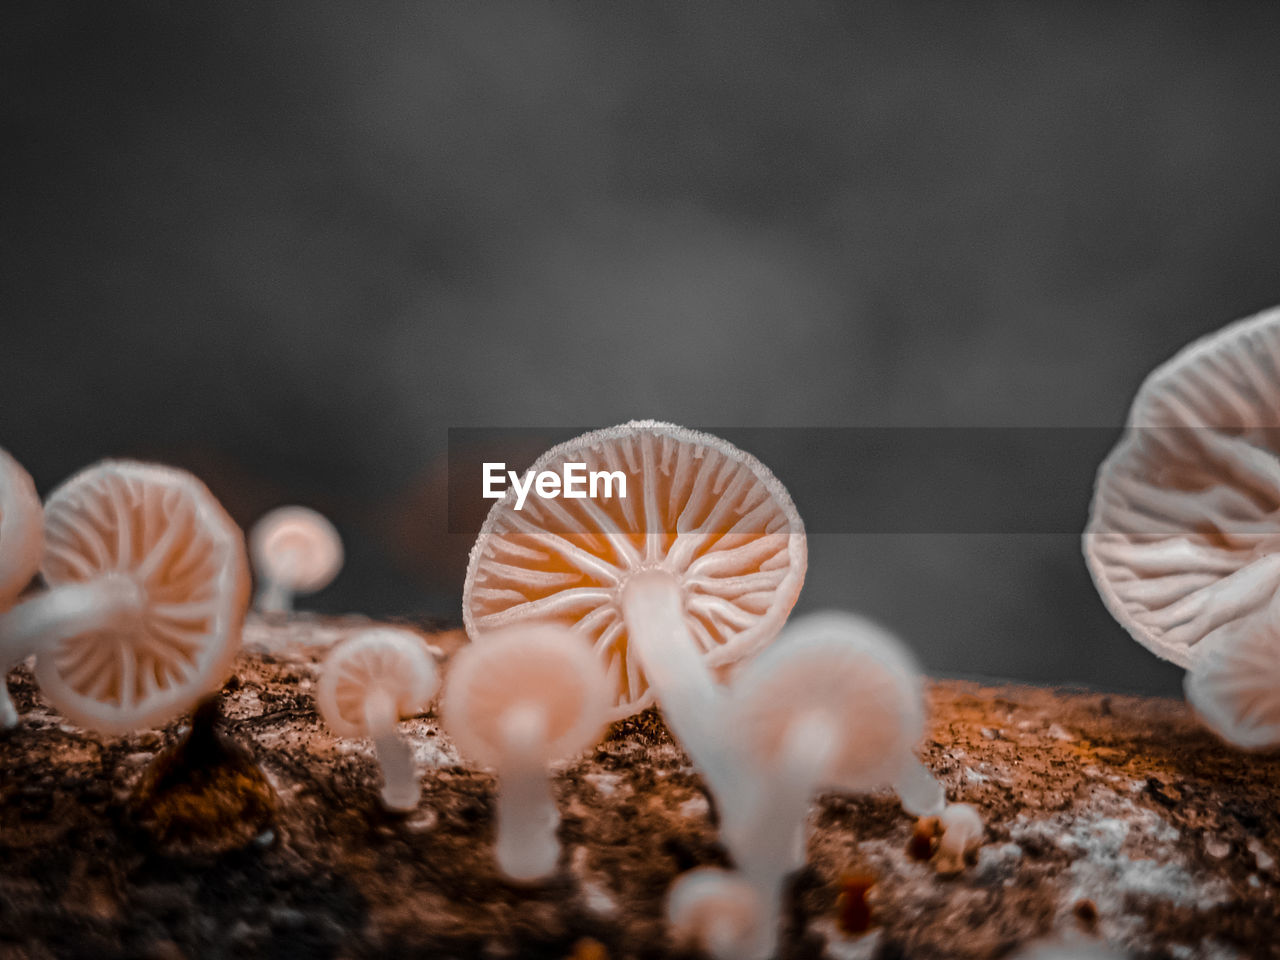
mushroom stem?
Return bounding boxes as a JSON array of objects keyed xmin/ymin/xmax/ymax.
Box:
[
  {"xmin": 494, "ymin": 701, "xmax": 559, "ymax": 881},
  {"xmin": 620, "ymin": 569, "xmax": 738, "ymax": 803},
  {"xmin": 255, "ymin": 549, "xmax": 299, "ymax": 614},
  {"xmin": 892, "ymin": 755, "xmax": 946, "ymax": 817},
  {"xmin": 737, "ymin": 711, "xmax": 838, "ymax": 960},
  {"xmin": 0, "ymin": 684, "xmax": 17, "ymax": 730},
  {"xmin": 0, "ymin": 575, "xmax": 146, "ymax": 669},
  {"xmin": 363, "ymin": 687, "xmax": 419, "ymax": 811}
]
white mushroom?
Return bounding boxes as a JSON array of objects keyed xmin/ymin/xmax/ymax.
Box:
[
  {"xmin": 249, "ymin": 505, "xmax": 343, "ymax": 614},
  {"xmin": 667, "ymin": 868, "xmax": 763, "ymax": 960},
  {"xmin": 0, "ymin": 460, "xmax": 249, "ymax": 734},
  {"xmin": 316, "ymin": 627, "xmax": 439, "ymax": 811},
  {"xmin": 441, "ymin": 623, "xmax": 610, "ymax": 882},
  {"xmin": 0, "ymin": 447, "xmax": 44, "ymax": 729},
  {"xmin": 462, "ymin": 421, "xmax": 806, "ymax": 807},
  {"xmin": 725, "ymin": 610, "xmax": 944, "ymax": 958},
  {"xmin": 933, "ymin": 802, "xmax": 984, "ymax": 875}
]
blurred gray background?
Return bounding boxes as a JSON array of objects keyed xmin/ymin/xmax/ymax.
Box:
[{"xmin": 6, "ymin": 1, "xmax": 1280, "ymax": 695}]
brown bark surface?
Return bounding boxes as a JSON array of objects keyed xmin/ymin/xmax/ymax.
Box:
[{"xmin": 1, "ymin": 616, "xmax": 1277, "ymax": 960}]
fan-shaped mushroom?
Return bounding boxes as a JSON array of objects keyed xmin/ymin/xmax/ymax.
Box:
[
  {"xmin": 1085, "ymin": 305, "xmax": 1280, "ymax": 670},
  {"xmin": 0, "ymin": 460, "xmax": 249, "ymax": 733},
  {"xmin": 666, "ymin": 868, "xmax": 763, "ymax": 960},
  {"xmin": 463, "ymin": 420, "xmax": 806, "ymax": 803},
  {"xmin": 724, "ymin": 610, "xmax": 944, "ymax": 958},
  {"xmin": 316, "ymin": 627, "xmax": 439, "ymax": 811},
  {"xmin": 250, "ymin": 505, "xmax": 343, "ymax": 614},
  {"xmin": 0, "ymin": 447, "xmax": 44, "ymax": 728},
  {"xmin": 441, "ymin": 623, "xmax": 610, "ymax": 881}
]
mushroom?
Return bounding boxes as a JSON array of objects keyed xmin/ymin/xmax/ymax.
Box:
[
  {"xmin": 0, "ymin": 447, "xmax": 44, "ymax": 728},
  {"xmin": 441, "ymin": 623, "xmax": 610, "ymax": 881},
  {"xmin": 249, "ymin": 505, "xmax": 343, "ymax": 614},
  {"xmin": 666, "ymin": 868, "xmax": 763, "ymax": 960},
  {"xmin": 933, "ymin": 802, "xmax": 984, "ymax": 875},
  {"xmin": 723, "ymin": 610, "xmax": 944, "ymax": 958},
  {"xmin": 1183, "ymin": 590, "xmax": 1280, "ymax": 749},
  {"xmin": 316, "ymin": 627, "xmax": 439, "ymax": 811},
  {"xmin": 0, "ymin": 460, "xmax": 249, "ymax": 733},
  {"xmin": 462, "ymin": 420, "xmax": 806, "ymax": 804}
]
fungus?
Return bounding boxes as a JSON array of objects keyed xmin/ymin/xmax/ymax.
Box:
[
  {"xmin": 724, "ymin": 610, "xmax": 944, "ymax": 958},
  {"xmin": 463, "ymin": 420, "xmax": 806, "ymax": 803},
  {"xmin": 249, "ymin": 505, "xmax": 343, "ymax": 614},
  {"xmin": 1183, "ymin": 594, "xmax": 1280, "ymax": 748},
  {"xmin": 441, "ymin": 623, "xmax": 610, "ymax": 881},
  {"xmin": 933, "ymin": 802, "xmax": 984, "ymax": 875},
  {"xmin": 0, "ymin": 447, "xmax": 44, "ymax": 728},
  {"xmin": 0, "ymin": 460, "xmax": 249, "ymax": 733},
  {"xmin": 666, "ymin": 867, "xmax": 762, "ymax": 960},
  {"xmin": 1085, "ymin": 305, "xmax": 1280, "ymax": 671},
  {"xmin": 316, "ymin": 627, "xmax": 439, "ymax": 811}
]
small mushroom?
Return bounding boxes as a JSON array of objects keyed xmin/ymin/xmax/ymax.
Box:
[
  {"xmin": 933, "ymin": 802, "xmax": 984, "ymax": 875},
  {"xmin": 0, "ymin": 448, "xmax": 44, "ymax": 729},
  {"xmin": 724, "ymin": 610, "xmax": 944, "ymax": 958},
  {"xmin": 249, "ymin": 505, "xmax": 343, "ymax": 614},
  {"xmin": 441, "ymin": 623, "xmax": 610, "ymax": 881},
  {"xmin": 463, "ymin": 421, "xmax": 806, "ymax": 806},
  {"xmin": 666, "ymin": 868, "xmax": 762, "ymax": 960},
  {"xmin": 316, "ymin": 627, "xmax": 439, "ymax": 811},
  {"xmin": 0, "ymin": 460, "xmax": 249, "ymax": 733}
]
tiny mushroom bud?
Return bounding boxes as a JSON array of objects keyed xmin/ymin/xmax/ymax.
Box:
[
  {"xmin": 0, "ymin": 447, "xmax": 44, "ymax": 728},
  {"xmin": 933, "ymin": 802, "xmax": 984, "ymax": 875},
  {"xmin": 724, "ymin": 610, "xmax": 945, "ymax": 959},
  {"xmin": 666, "ymin": 868, "xmax": 763, "ymax": 960},
  {"xmin": 316, "ymin": 627, "xmax": 439, "ymax": 811},
  {"xmin": 0, "ymin": 460, "xmax": 249, "ymax": 733},
  {"xmin": 250, "ymin": 505, "xmax": 343, "ymax": 614},
  {"xmin": 463, "ymin": 421, "xmax": 806, "ymax": 807},
  {"xmin": 441, "ymin": 623, "xmax": 610, "ymax": 882}
]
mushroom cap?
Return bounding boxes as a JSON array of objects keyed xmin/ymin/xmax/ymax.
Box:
[
  {"xmin": 441, "ymin": 623, "xmax": 611, "ymax": 767},
  {"xmin": 316, "ymin": 627, "xmax": 439, "ymax": 738},
  {"xmin": 463, "ymin": 420, "xmax": 807, "ymax": 721},
  {"xmin": 729, "ymin": 611, "xmax": 925, "ymax": 793},
  {"xmin": 250, "ymin": 505, "xmax": 343, "ymax": 594},
  {"xmin": 1085, "ymin": 305, "xmax": 1280, "ymax": 667},
  {"xmin": 666, "ymin": 868, "xmax": 761, "ymax": 957},
  {"xmin": 36, "ymin": 460, "xmax": 250, "ymax": 734},
  {"xmin": 1183, "ymin": 601, "xmax": 1280, "ymax": 749},
  {"xmin": 0, "ymin": 447, "xmax": 43, "ymax": 609}
]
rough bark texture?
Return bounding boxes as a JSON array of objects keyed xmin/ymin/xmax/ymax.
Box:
[{"xmin": 1, "ymin": 616, "xmax": 1277, "ymax": 960}]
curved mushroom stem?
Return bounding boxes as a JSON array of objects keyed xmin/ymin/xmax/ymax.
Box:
[
  {"xmin": 255, "ymin": 549, "xmax": 298, "ymax": 615},
  {"xmin": 620, "ymin": 570, "xmax": 739, "ymax": 806},
  {"xmin": 0, "ymin": 575, "xmax": 146, "ymax": 671},
  {"xmin": 494, "ymin": 701, "xmax": 559, "ymax": 882},
  {"xmin": 364, "ymin": 687, "xmax": 419, "ymax": 811},
  {"xmin": 893, "ymin": 755, "xmax": 946, "ymax": 818},
  {"xmin": 737, "ymin": 711, "xmax": 838, "ymax": 960}
]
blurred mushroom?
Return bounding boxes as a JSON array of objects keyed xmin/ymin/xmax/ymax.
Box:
[
  {"xmin": 249, "ymin": 505, "xmax": 343, "ymax": 614},
  {"xmin": 933, "ymin": 802, "xmax": 984, "ymax": 875},
  {"xmin": 1085, "ymin": 305, "xmax": 1280, "ymax": 670},
  {"xmin": 316, "ymin": 627, "xmax": 439, "ymax": 811},
  {"xmin": 0, "ymin": 460, "xmax": 249, "ymax": 733},
  {"xmin": 667, "ymin": 867, "xmax": 762, "ymax": 960},
  {"xmin": 0, "ymin": 447, "xmax": 43, "ymax": 728},
  {"xmin": 463, "ymin": 420, "xmax": 806, "ymax": 804},
  {"xmin": 725, "ymin": 610, "xmax": 944, "ymax": 958},
  {"xmin": 441, "ymin": 623, "xmax": 610, "ymax": 881}
]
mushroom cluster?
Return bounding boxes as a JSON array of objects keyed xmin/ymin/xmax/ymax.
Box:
[{"xmin": 1086, "ymin": 305, "xmax": 1280, "ymax": 748}]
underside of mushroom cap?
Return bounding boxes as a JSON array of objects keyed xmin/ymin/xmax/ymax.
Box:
[
  {"xmin": 0, "ymin": 447, "xmax": 43, "ymax": 608},
  {"xmin": 35, "ymin": 460, "xmax": 250, "ymax": 734},
  {"xmin": 441, "ymin": 623, "xmax": 611, "ymax": 767},
  {"xmin": 1183, "ymin": 600, "xmax": 1280, "ymax": 749},
  {"xmin": 316, "ymin": 627, "xmax": 439, "ymax": 738},
  {"xmin": 463, "ymin": 420, "xmax": 807, "ymax": 721},
  {"xmin": 730, "ymin": 611, "xmax": 925, "ymax": 792},
  {"xmin": 1085, "ymin": 305, "xmax": 1280, "ymax": 668}
]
